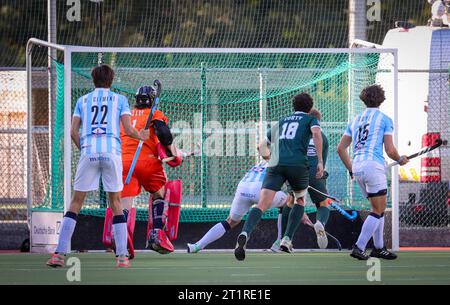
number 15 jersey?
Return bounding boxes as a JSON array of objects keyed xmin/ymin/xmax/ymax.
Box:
[
  {"xmin": 344, "ymin": 108, "xmax": 394, "ymax": 165},
  {"xmin": 73, "ymin": 88, "xmax": 131, "ymax": 156}
]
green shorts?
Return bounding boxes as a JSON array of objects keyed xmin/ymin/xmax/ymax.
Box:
[
  {"xmin": 262, "ymin": 165, "xmax": 309, "ymax": 192},
  {"xmin": 308, "ymin": 174, "xmax": 328, "ymax": 207}
]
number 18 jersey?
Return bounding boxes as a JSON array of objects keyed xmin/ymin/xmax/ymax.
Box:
[
  {"xmin": 266, "ymin": 111, "xmax": 320, "ymax": 166},
  {"xmin": 73, "ymin": 88, "xmax": 131, "ymax": 155},
  {"xmin": 344, "ymin": 108, "xmax": 394, "ymax": 165}
]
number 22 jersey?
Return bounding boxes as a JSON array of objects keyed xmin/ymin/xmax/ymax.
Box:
[
  {"xmin": 344, "ymin": 108, "xmax": 394, "ymax": 165},
  {"xmin": 73, "ymin": 88, "xmax": 131, "ymax": 156}
]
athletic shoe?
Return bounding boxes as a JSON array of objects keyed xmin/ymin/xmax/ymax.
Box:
[
  {"xmin": 370, "ymin": 247, "xmax": 398, "ymax": 260},
  {"xmin": 314, "ymin": 221, "xmax": 328, "ymax": 249},
  {"xmin": 350, "ymin": 244, "xmax": 369, "ymax": 260},
  {"xmin": 46, "ymin": 253, "xmax": 65, "ymax": 268},
  {"xmin": 280, "ymin": 236, "xmax": 293, "ymax": 253},
  {"xmin": 116, "ymin": 255, "xmax": 130, "ymax": 268},
  {"xmin": 148, "ymin": 229, "xmax": 174, "ymax": 254},
  {"xmin": 234, "ymin": 232, "xmax": 248, "ymax": 261},
  {"xmin": 187, "ymin": 243, "xmax": 200, "ymax": 253},
  {"xmin": 270, "ymin": 239, "xmax": 281, "ymax": 252}
]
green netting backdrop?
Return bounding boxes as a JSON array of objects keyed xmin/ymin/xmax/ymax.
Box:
[{"xmin": 32, "ymin": 51, "xmax": 394, "ymax": 222}]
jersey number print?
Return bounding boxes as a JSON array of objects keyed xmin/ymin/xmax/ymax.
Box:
[
  {"xmin": 91, "ymin": 105, "xmax": 108, "ymax": 125},
  {"xmin": 355, "ymin": 123, "xmax": 369, "ymax": 150},
  {"xmin": 280, "ymin": 122, "xmax": 299, "ymax": 140}
]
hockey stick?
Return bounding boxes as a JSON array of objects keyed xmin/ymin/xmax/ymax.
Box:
[
  {"xmin": 326, "ymin": 231, "xmax": 342, "ymax": 251},
  {"xmin": 125, "ymin": 80, "xmax": 162, "ymax": 185},
  {"xmin": 303, "ymin": 221, "xmax": 342, "ymax": 251},
  {"xmin": 307, "ymin": 186, "xmax": 358, "ymax": 221},
  {"xmin": 386, "ymin": 138, "xmax": 443, "ymax": 169}
]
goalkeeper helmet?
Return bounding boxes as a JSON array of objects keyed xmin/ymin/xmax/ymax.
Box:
[{"xmin": 135, "ymin": 85, "xmax": 156, "ymax": 109}]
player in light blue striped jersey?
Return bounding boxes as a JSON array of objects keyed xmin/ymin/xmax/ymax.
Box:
[
  {"xmin": 47, "ymin": 65, "xmax": 149, "ymax": 269},
  {"xmin": 337, "ymin": 85, "xmax": 408, "ymax": 261},
  {"xmin": 187, "ymin": 160, "xmax": 287, "ymax": 253}
]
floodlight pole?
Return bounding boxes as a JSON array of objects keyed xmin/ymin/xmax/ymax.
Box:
[
  {"xmin": 349, "ymin": 0, "xmax": 367, "ymax": 46},
  {"xmin": 93, "ymin": 0, "xmax": 104, "ymax": 63}
]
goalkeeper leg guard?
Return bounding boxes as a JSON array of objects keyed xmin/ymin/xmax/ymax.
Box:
[
  {"xmin": 103, "ymin": 207, "xmax": 136, "ymax": 258},
  {"xmin": 102, "ymin": 208, "xmax": 114, "ymax": 248},
  {"xmin": 146, "ymin": 196, "xmax": 153, "ymax": 243},
  {"xmin": 126, "ymin": 208, "xmax": 136, "ymax": 259},
  {"xmin": 165, "ymin": 180, "xmax": 182, "ymax": 240}
]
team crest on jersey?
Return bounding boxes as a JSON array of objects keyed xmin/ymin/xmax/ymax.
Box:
[
  {"xmin": 251, "ymin": 166, "xmax": 265, "ymax": 172},
  {"xmin": 92, "ymin": 127, "xmax": 106, "ymax": 135}
]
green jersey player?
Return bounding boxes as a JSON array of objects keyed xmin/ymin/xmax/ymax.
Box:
[
  {"xmin": 234, "ymin": 92, "xmax": 324, "ymax": 260},
  {"xmin": 272, "ymin": 108, "xmax": 331, "ymax": 250}
]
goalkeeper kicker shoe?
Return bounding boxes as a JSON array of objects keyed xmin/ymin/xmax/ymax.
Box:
[
  {"xmin": 370, "ymin": 247, "xmax": 398, "ymax": 260},
  {"xmin": 280, "ymin": 236, "xmax": 294, "ymax": 253},
  {"xmin": 46, "ymin": 253, "xmax": 65, "ymax": 268},
  {"xmin": 350, "ymin": 244, "xmax": 369, "ymax": 261},
  {"xmin": 147, "ymin": 229, "xmax": 174, "ymax": 254},
  {"xmin": 234, "ymin": 232, "xmax": 248, "ymax": 261},
  {"xmin": 314, "ymin": 221, "xmax": 328, "ymax": 249},
  {"xmin": 187, "ymin": 243, "xmax": 200, "ymax": 253}
]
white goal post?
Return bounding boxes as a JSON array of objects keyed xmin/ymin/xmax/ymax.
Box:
[{"xmin": 26, "ymin": 38, "xmax": 399, "ymax": 251}]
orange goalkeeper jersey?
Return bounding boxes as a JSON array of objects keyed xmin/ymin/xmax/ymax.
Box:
[{"xmin": 121, "ymin": 108, "xmax": 168, "ymax": 161}]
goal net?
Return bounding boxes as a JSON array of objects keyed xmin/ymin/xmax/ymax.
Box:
[{"xmin": 27, "ymin": 42, "xmax": 398, "ymax": 247}]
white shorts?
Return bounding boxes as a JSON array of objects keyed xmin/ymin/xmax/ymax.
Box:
[
  {"xmin": 73, "ymin": 153, "xmax": 123, "ymax": 193},
  {"xmin": 352, "ymin": 160, "xmax": 387, "ymax": 198},
  {"xmin": 229, "ymin": 182, "xmax": 287, "ymax": 221}
]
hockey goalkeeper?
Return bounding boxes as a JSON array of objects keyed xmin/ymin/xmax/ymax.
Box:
[{"xmin": 102, "ymin": 85, "xmax": 182, "ymax": 256}]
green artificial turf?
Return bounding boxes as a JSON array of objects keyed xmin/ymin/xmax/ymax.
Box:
[{"xmin": 0, "ymin": 251, "xmax": 449, "ymax": 285}]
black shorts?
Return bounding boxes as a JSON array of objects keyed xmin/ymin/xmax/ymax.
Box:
[{"xmin": 262, "ymin": 165, "xmax": 309, "ymax": 192}]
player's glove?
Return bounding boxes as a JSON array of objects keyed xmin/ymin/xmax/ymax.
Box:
[{"xmin": 157, "ymin": 143, "xmax": 182, "ymax": 167}]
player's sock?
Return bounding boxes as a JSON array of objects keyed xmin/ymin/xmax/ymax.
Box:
[
  {"xmin": 242, "ymin": 207, "xmax": 263, "ymax": 237},
  {"xmin": 284, "ymin": 204, "xmax": 304, "ymax": 239},
  {"xmin": 356, "ymin": 212, "xmax": 381, "ymax": 251},
  {"xmin": 317, "ymin": 206, "xmax": 330, "ymax": 225},
  {"xmin": 373, "ymin": 213, "xmax": 385, "ymax": 249},
  {"xmin": 281, "ymin": 206, "xmax": 291, "ymax": 236},
  {"xmin": 152, "ymin": 199, "xmax": 165, "ymax": 229},
  {"xmin": 55, "ymin": 212, "xmax": 77, "ymax": 255},
  {"xmin": 197, "ymin": 221, "xmax": 231, "ymax": 249},
  {"xmin": 276, "ymin": 208, "xmax": 283, "ymax": 240},
  {"xmin": 112, "ymin": 214, "xmax": 128, "ymax": 257}
]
